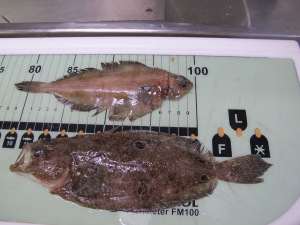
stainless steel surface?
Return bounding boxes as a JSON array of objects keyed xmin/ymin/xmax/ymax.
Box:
[
  {"xmin": 0, "ymin": 0, "xmax": 165, "ymax": 22},
  {"xmin": 165, "ymin": 0, "xmax": 249, "ymax": 26},
  {"xmin": 0, "ymin": 0, "xmax": 299, "ymax": 43}
]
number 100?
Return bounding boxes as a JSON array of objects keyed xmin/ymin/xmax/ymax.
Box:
[{"xmin": 188, "ymin": 66, "xmax": 208, "ymax": 75}]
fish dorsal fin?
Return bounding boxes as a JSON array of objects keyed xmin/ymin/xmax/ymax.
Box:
[
  {"xmin": 55, "ymin": 68, "xmax": 98, "ymax": 82},
  {"xmin": 101, "ymin": 61, "xmax": 149, "ymax": 71},
  {"xmin": 119, "ymin": 61, "xmax": 149, "ymax": 68},
  {"xmin": 100, "ymin": 62, "xmax": 120, "ymax": 70}
]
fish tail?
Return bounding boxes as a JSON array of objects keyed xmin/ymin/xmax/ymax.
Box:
[
  {"xmin": 215, "ymin": 155, "xmax": 272, "ymax": 184},
  {"xmin": 15, "ymin": 81, "xmax": 46, "ymax": 93}
]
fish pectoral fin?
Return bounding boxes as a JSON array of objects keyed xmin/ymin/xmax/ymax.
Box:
[
  {"xmin": 139, "ymin": 85, "xmax": 154, "ymax": 93},
  {"xmin": 108, "ymin": 106, "xmax": 129, "ymax": 121},
  {"xmin": 126, "ymin": 91, "xmax": 162, "ymax": 121}
]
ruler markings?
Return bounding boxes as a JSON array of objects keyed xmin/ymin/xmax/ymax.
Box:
[
  {"xmin": 84, "ymin": 54, "xmax": 92, "ymax": 133},
  {"xmin": 41, "ymin": 55, "xmax": 55, "ymax": 130},
  {"xmin": 51, "ymin": 54, "xmax": 63, "ymax": 131},
  {"xmin": 25, "ymin": 55, "xmax": 47, "ymax": 129},
  {"xmin": 73, "ymin": 55, "xmax": 76, "ymax": 65},
  {"xmin": 186, "ymin": 56, "xmax": 190, "ymax": 136},
  {"xmin": 58, "ymin": 54, "xmax": 71, "ymax": 132},
  {"xmin": 11, "ymin": 55, "xmax": 30, "ymax": 125},
  {"xmin": 17, "ymin": 74, "xmax": 35, "ymax": 129},
  {"xmin": 194, "ymin": 76, "xmax": 199, "ymax": 134},
  {"xmin": 0, "ymin": 55, "xmax": 13, "ymax": 130},
  {"xmin": 0, "ymin": 55, "xmax": 12, "ymax": 99},
  {"xmin": 102, "ymin": 54, "xmax": 109, "ymax": 132},
  {"xmin": 1, "ymin": 55, "xmax": 25, "ymax": 106},
  {"xmin": 36, "ymin": 55, "xmax": 40, "ymax": 64},
  {"xmin": 1, "ymin": 55, "xmax": 5, "ymax": 65},
  {"xmin": 19, "ymin": 55, "xmax": 38, "ymax": 125},
  {"xmin": 168, "ymin": 55, "xmax": 171, "ymax": 134},
  {"xmin": 34, "ymin": 55, "xmax": 48, "ymax": 126},
  {"xmin": 68, "ymin": 55, "xmax": 81, "ymax": 132},
  {"xmin": 93, "ymin": 54, "xmax": 101, "ymax": 133}
]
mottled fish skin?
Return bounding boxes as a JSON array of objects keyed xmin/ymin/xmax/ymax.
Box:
[
  {"xmin": 10, "ymin": 130, "xmax": 271, "ymax": 212},
  {"xmin": 15, "ymin": 61, "xmax": 193, "ymax": 121}
]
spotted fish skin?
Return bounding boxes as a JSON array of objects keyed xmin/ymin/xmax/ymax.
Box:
[
  {"xmin": 15, "ymin": 61, "xmax": 193, "ymax": 121},
  {"xmin": 10, "ymin": 130, "xmax": 271, "ymax": 212}
]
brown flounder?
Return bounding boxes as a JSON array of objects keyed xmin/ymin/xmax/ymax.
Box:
[
  {"xmin": 10, "ymin": 129, "xmax": 271, "ymax": 212},
  {"xmin": 15, "ymin": 61, "xmax": 193, "ymax": 121}
]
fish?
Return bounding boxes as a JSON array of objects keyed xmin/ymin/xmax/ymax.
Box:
[
  {"xmin": 15, "ymin": 61, "xmax": 193, "ymax": 121},
  {"xmin": 10, "ymin": 129, "xmax": 272, "ymax": 212}
]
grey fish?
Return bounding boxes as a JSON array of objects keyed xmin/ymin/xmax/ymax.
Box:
[
  {"xmin": 10, "ymin": 129, "xmax": 271, "ymax": 212},
  {"xmin": 15, "ymin": 61, "xmax": 193, "ymax": 121}
]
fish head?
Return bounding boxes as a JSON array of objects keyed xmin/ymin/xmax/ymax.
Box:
[
  {"xmin": 167, "ymin": 74, "xmax": 193, "ymax": 98},
  {"xmin": 10, "ymin": 139, "xmax": 71, "ymax": 189}
]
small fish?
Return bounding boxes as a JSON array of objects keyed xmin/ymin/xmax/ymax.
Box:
[
  {"xmin": 10, "ymin": 129, "xmax": 271, "ymax": 212},
  {"xmin": 15, "ymin": 61, "xmax": 193, "ymax": 121}
]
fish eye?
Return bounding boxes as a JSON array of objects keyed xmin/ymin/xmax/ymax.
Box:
[
  {"xmin": 134, "ymin": 141, "xmax": 146, "ymax": 150},
  {"xmin": 137, "ymin": 182, "xmax": 149, "ymax": 196},
  {"xmin": 200, "ymin": 175, "xmax": 209, "ymax": 183},
  {"xmin": 33, "ymin": 149, "xmax": 43, "ymax": 158},
  {"xmin": 176, "ymin": 76, "xmax": 189, "ymax": 88},
  {"xmin": 181, "ymin": 82, "xmax": 187, "ymax": 88},
  {"xmin": 34, "ymin": 152, "xmax": 40, "ymax": 158},
  {"xmin": 199, "ymin": 159, "xmax": 206, "ymax": 164}
]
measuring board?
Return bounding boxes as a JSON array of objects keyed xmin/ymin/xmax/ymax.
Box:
[{"xmin": 0, "ymin": 37, "xmax": 300, "ymax": 225}]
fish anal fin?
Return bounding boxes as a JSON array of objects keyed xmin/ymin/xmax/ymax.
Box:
[
  {"xmin": 54, "ymin": 94, "xmax": 96, "ymax": 112},
  {"xmin": 91, "ymin": 108, "xmax": 106, "ymax": 117},
  {"xmin": 55, "ymin": 94, "xmax": 76, "ymax": 106},
  {"xmin": 71, "ymin": 103, "xmax": 96, "ymax": 112}
]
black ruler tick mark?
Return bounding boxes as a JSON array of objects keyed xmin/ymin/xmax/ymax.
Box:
[{"xmin": 18, "ymin": 74, "xmax": 35, "ymax": 127}]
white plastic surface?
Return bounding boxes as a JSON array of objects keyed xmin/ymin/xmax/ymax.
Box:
[{"xmin": 0, "ymin": 37, "xmax": 299, "ymax": 225}]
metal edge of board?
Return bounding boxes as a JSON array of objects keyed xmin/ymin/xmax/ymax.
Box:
[{"xmin": 0, "ymin": 37, "xmax": 299, "ymax": 225}]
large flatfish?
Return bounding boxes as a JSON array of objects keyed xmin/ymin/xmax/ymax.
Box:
[
  {"xmin": 15, "ymin": 61, "xmax": 193, "ymax": 121},
  {"xmin": 10, "ymin": 129, "xmax": 271, "ymax": 212}
]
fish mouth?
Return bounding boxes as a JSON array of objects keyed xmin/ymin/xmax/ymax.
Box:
[{"xmin": 10, "ymin": 147, "xmax": 32, "ymax": 173}]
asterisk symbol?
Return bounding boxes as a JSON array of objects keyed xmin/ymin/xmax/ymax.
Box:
[{"xmin": 255, "ymin": 145, "xmax": 265, "ymax": 155}]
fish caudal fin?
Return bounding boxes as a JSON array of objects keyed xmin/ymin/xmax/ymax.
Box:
[
  {"xmin": 15, "ymin": 81, "xmax": 45, "ymax": 93},
  {"xmin": 215, "ymin": 155, "xmax": 272, "ymax": 184}
]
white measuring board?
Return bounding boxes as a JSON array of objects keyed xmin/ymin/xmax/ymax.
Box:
[{"xmin": 0, "ymin": 37, "xmax": 299, "ymax": 225}]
